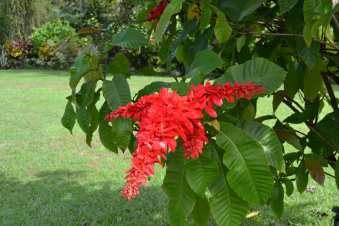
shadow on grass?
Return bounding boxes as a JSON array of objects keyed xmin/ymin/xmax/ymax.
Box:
[
  {"xmin": 0, "ymin": 170, "xmax": 330, "ymax": 226},
  {"xmin": 0, "ymin": 170, "xmax": 169, "ymax": 226}
]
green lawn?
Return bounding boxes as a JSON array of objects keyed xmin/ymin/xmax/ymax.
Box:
[{"xmin": 0, "ymin": 69, "xmax": 338, "ymax": 226}]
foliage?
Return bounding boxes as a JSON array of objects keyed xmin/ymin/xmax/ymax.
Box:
[
  {"xmin": 61, "ymin": 1, "xmax": 339, "ymax": 225},
  {"xmin": 29, "ymin": 19, "xmax": 76, "ymax": 46},
  {"xmin": 0, "ymin": 45, "xmax": 7, "ymax": 69}
]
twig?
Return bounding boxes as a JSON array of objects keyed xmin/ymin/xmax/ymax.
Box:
[
  {"xmin": 233, "ymin": 31, "xmax": 339, "ymax": 50},
  {"xmin": 306, "ymin": 123, "xmax": 338, "ymax": 152},
  {"xmin": 332, "ymin": 15, "xmax": 339, "ymax": 34},
  {"xmin": 282, "ymin": 99, "xmax": 299, "ymax": 113},
  {"xmin": 284, "ymin": 96, "xmax": 305, "ymax": 112},
  {"xmin": 325, "ymin": 70, "xmax": 339, "ymax": 86},
  {"xmin": 325, "ymin": 172, "xmax": 335, "ymax": 178},
  {"xmin": 243, "ymin": 20, "xmax": 287, "ymax": 30},
  {"xmin": 321, "ymin": 72, "xmax": 338, "ymax": 110}
]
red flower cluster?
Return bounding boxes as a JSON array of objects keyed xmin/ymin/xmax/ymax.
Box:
[
  {"xmin": 105, "ymin": 81, "xmax": 265, "ymax": 201},
  {"xmin": 146, "ymin": 1, "xmax": 167, "ymax": 21}
]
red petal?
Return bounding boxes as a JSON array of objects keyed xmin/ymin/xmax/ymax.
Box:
[
  {"xmin": 205, "ymin": 105, "xmax": 217, "ymax": 118},
  {"xmin": 192, "ymin": 119, "xmax": 204, "ymax": 130},
  {"xmin": 184, "ymin": 120, "xmax": 194, "ymax": 134},
  {"xmin": 185, "ymin": 110, "xmax": 204, "ymax": 119},
  {"xmin": 167, "ymin": 138, "xmax": 177, "ymax": 152}
]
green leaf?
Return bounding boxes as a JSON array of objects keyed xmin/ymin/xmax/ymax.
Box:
[
  {"xmin": 136, "ymin": 82, "xmax": 171, "ymax": 99},
  {"xmin": 98, "ymin": 103, "xmax": 118, "ymax": 154},
  {"xmin": 76, "ymin": 107, "xmax": 91, "ymax": 134},
  {"xmin": 254, "ymin": 115, "xmax": 275, "ymax": 123},
  {"xmin": 274, "ymin": 129, "xmax": 303, "ymax": 151},
  {"xmin": 171, "ymin": 82, "xmax": 190, "ymax": 96},
  {"xmin": 303, "ymin": 25, "xmax": 313, "ymax": 48},
  {"xmin": 184, "ymin": 50, "xmax": 224, "ymax": 78},
  {"xmin": 207, "ymin": 141, "xmax": 249, "ymax": 226},
  {"xmin": 191, "ymin": 195, "xmax": 210, "ymax": 226},
  {"xmin": 185, "ymin": 147, "xmax": 219, "ymax": 198},
  {"xmin": 216, "ymin": 58, "xmax": 287, "ymax": 95},
  {"xmin": 132, "ymin": 67, "xmax": 159, "ymax": 76},
  {"xmin": 76, "ymin": 80, "xmax": 97, "ymax": 108},
  {"xmin": 200, "ymin": 0, "xmax": 211, "ymax": 33},
  {"xmin": 281, "ymin": 178, "xmax": 294, "ymax": 196},
  {"xmin": 235, "ymin": 120, "xmax": 285, "ymax": 172},
  {"xmin": 273, "ymin": 90, "xmax": 286, "ymax": 113},
  {"xmin": 278, "ymin": 0, "xmax": 299, "ymax": 14},
  {"xmin": 308, "ymin": 109, "xmax": 339, "ymax": 156},
  {"xmin": 155, "ymin": 0, "xmax": 185, "ymax": 42},
  {"xmin": 163, "ymin": 143, "xmax": 196, "ymax": 226},
  {"xmin": 111, "ymin": 28, "xmax": 148, "ymax": 48},
  {"xmin": 211, "ymin": 5, "xmax": 232, "ymax": 45},
  {"xmin": 102, "ymin": 75, "xmax": 131, "ymax": 111},
  {"xmin": 112, "ymin": 117, "xmax": 132, "ymax": 150},
  {"xmin": 61, "ymin": 101, "xmax": 76, "ymax": 134},
  {"xmin": 69, "ymin": 55, "xmax": 90, "ymax": 91},
  {"xmin": 284, "ymin": 112, "xmax": 310, "ymax": 124},
  {"xmin": 296, "ymin": 159, "xmax": 308, "ymax": 194},
  {"xmin": 303, "ymin": 54, "xmax": 323, "ymax": 101},
  {"xmin": 190, "ymin": 27, "xmax": 212, "ymax": 58},
  {"xmin": 86, "ymin": 90, "xmax": 100, "ymax": 147},
  {"xmin": 216, "ymin": 122, "xmax": 274, "ymax": 205},
  {"xmin": 271, "ymin": 182, "xmax": 284, "ymax": 219},
  {"xmin": 170, "ymin": 19, "xmax": 196, "ymax": 61},
  {"xmin": 305, "ymin": 154, "xmax": 325, "ymax": 186},
  {"xmin": 311, "ymin": 153, "xmax": 328, "ymax": 167},
  {"xmin": 284, "ymin": 69, "xmax": 299, "ymax": 100},
  {"xmin": 99, "ymin": 43, "xmax": 114, "ymax": 64},
  {"xmin": 303, "ymin": 0, "xmax": 317, "ymax": 27},
  {"xmin": 237, "ymin": 35, "xmax": 246, "ymax": 51},
  {"xmin": 107, "ymin": 53, "xmax": 129, "ymax": 75},
  {"xmin": 219, "ymin": 0, "xmax": 266, "ymax": 22},
  {"xmin": 336, "ymin": 157, "xmax": 339, "ymax": 190},
  {"xmin": 296, "ymin": 37, "xmax": 320, "ymax": 69}
]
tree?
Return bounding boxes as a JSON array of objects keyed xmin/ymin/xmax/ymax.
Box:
[{"xmin": 61, "ymin": 0, "xmax": 339, "ymax": 225}]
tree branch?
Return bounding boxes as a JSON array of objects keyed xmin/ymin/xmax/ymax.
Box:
[
  {"xmin": 321, "ymin": 72, "xmax": 338, "ymax": 110},
  {"xmin": 325, "ymin": 70, "xmax": 339, "ymax": 86},
  {"xmin": 233, "ymin": 31, "xmax": 339, "ymax": 51}
]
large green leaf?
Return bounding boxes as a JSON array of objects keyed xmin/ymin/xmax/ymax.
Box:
[
  {"xmin": 171, "ymin": 82, "xmax": 190, "ymax": 96},
  {"xmin": 136, "ymin": 82, "xmax": 171, "ymax": 99},
  {"xmin": 111, "ymin": 28, "xmax": 148, "ymax": 48},
  {"xmin": 278, "ymin": 0, "xmax": 299, "ymax": 14},
  {"xmin": 234, "ymin": 120, "xmax": 285, "ymax": 171},
  {"xmin": 75, "ymin": 80, "xmax": 97, "ymax": 108},
  {"xmin": 98, "ymin": 43, "xmax": 114, "ymax": 64},
  {"xmin": 107, "ymin": 53, "xmax": 129, "ymax": 75},
  {"xmin": 219, "ymin": 0, "xmax": 266, "ymax": 22},
  {"xmin": 102, "ymin": 75, "xmax": 131, "ymax": 111},
  {"xmin": 191, "ymin": 195, "xmax": 210, "ymax": 226},
  {"xmin": 86, "ymin": 90, "xmax": 100, "ymax": 147},
  {"xmin": 207, "ymin": 141, "xmax": 249, "ymax": 226},
  {"xmin": 155, "ymin": 0, "xmax": 185, "ymax": 42},
  {"xmin": 296, "ymin": 37, "xmax": 320, "ymax": 69},
  {"xmin": 303, "ymin": 54, "xmax": 325, "ymax": 101},
  {"xmin": 271, "ymin": 181, "xmax": 284, "ymax": 219},
  {"xmin": 76, "ymin": 106, "xmax": 91, "ymax": 134},
  {"xmin": 216, "ymin": 122, "xmax": 274, "ymax": 205},
  {"xmin": 185, "ymin": 147, "xmax": 219, "ymax": 198},
  {"xmin": 98, "ymin": 103, "xmax": 118, "ymax": 154},
  {"xmin": 216, "ymin": 58, "xmax": 287, "ymax": 95},
  {"xmin": 184, "ymin": 50, "xmax": 224, "ymax": 78},
  {"xmin": 274, "ymin": 129, "xmax": 303, "ymax": 151},
  {"xmin": 112, "ymin": 117, "xmax": 132, "ymax": 150},
  {"xmin": 200, "ymin": 0, "xmax": 211, "ymax": 32},
  {"xmin": 303, "ymin": 0, "xmax": 316, "ymax": 27},
  {"xmin": 308, "ymin": 109, "xmax": 339, "ymax": 156},
  {"xmin": 61, "ymin": 101, "xmax": 76, "ymax": 134},
  {"xmin": 163, "ymin": 143, "xmax": 196, "ymax": 226},
  {"xmin": 189, "ymin": 27, "xmax": 212, "ymax": 58},
  {"xmin": 305, "ymin": 154, "xmax": 325, "ymax": 186},
  {"xmin": 296, "ymin": 159, "xmax": 308, "ymax": 194},
  {"xmin": 69, "ymin": 55, "xmax": 90, "ymax": 91}
]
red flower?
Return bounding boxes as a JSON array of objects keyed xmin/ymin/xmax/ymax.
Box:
[{"xmin": 105, "ymin": 81, "xmax": 266, "ymax": 201}]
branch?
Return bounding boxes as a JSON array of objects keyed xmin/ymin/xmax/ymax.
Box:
[
  {"xmin": 284, "ymin": 96, "xmax": 305, "ymax": 112},
  {"xmin": 332, "ymin": 15, "xmax": 339, "ymax": 34},
  {"xmin": 325, "ymin": 172, "xmax": 336, "ymax": 178},
  {"xmin": 321, "ymin": 72, "xmax": 338, "ymax": 110},
  {"xmin": 121, "ymin": 0, "xmax": 147, "ymax": 22},
  {"xmin": 243, "ymin": 20, "xmax": 287, "ymax": 30},
  {"xmin": 233, "ymin": 31, "xmax": 339, "ymax": 51},
  {"xmin": 325, "ymin": 70, "xmax": 339, "ymax": 86}
]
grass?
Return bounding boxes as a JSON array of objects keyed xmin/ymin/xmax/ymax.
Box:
[{"xmin": 0, "ymin": 69, "xmax": 338, "ymax": 226}]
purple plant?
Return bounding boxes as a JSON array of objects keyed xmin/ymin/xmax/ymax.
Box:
[{"xmin": 13, "ymin": 38, "xmax": 33, "ymax": 52}]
